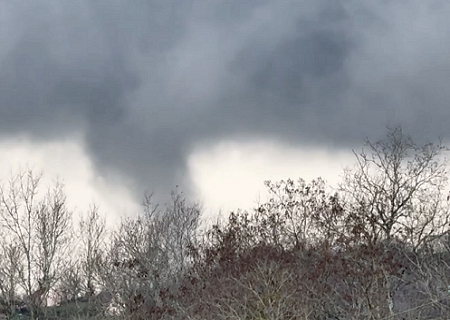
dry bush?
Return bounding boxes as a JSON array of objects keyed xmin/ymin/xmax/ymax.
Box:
[{"xmin": 157, "ymin": 127, "xmax": 450, "ymax": 320}]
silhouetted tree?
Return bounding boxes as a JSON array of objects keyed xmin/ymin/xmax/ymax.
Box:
[{"xmin": 339, "ymin": 126, "xmax": 450, "ymax": 250}]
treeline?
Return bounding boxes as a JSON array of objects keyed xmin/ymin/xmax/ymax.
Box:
[{"xmin": 1, "ymin": 126, "xmax": 450, "ymax": 320}]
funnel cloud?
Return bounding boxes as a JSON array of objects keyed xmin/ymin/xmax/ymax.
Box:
[{"xmin": 1, "ymin": 0, "xmax": 449, "ymax": 203}]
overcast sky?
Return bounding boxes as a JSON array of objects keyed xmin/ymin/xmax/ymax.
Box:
[{"xmin": 1, "ymin": 1, "xmax": 449, "ymax": 218}]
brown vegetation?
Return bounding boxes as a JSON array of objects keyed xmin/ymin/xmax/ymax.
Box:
[{"xmin": 1, "ymin": 127, "xmax": 450, "ymax": 319}]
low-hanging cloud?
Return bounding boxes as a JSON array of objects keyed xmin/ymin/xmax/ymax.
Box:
[{"xmin": 1, "ymin": 0, "xmax": 450, "ymax": 203}]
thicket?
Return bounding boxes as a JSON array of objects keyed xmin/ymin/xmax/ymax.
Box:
[{"xmin": 1, "ymin": 127, "xmax": 450, "ymax": 320}]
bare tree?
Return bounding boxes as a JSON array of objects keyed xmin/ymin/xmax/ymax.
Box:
[
  {"xmin": 0, "ymin": 242, "xmax": 22, "ymax": 317},
  {"xmin": 97, "ymin": 190, "xmax": 202, "ymax": 319},
  {"xmin": 257, "ymin": 178, "xmax": 343, "ymax": 249},
  {"xmin": 33, "ymin": 180, "xmax": 72, "ymax": 309},
  {"xmin": 0, "ymin": 170, "xmax": 73, "ymax": 319},
  {"xmin": 79, "ymin": 205, "xmax": 107, "ymax": 298},
  {"xmin": 54, "ymin": 260, "xmax": 84, "ymax": 304},
  {"xmin": 0, "ymin": 170, "xmax": 41, "ymax": 318},
  {"xmin": 339, "ymin": 126, "xmax": 450, "ymax": 249}
]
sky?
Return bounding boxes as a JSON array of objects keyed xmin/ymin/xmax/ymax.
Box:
[{"xmin": 0, "ymin": 0, "xmax": 449, "ymax": 220}]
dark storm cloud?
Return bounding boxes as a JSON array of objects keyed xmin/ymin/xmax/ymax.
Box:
[{"xmin": 1, "ymin": 0, "xmax": 450, "ymax": 202}]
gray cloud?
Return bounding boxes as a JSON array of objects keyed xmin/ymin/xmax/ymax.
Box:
[{"xmin": 1, "ymin": 0, "xmax": 450, "ymax": 203}]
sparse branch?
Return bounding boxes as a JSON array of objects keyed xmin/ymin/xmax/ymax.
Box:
[
  {"xmin": 79, "ymin": 204, "xmax": 107, "ymax": 298},
  {"xmin": 339, "ymin": 126, "xmax": 449, "ymax": 247}
]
